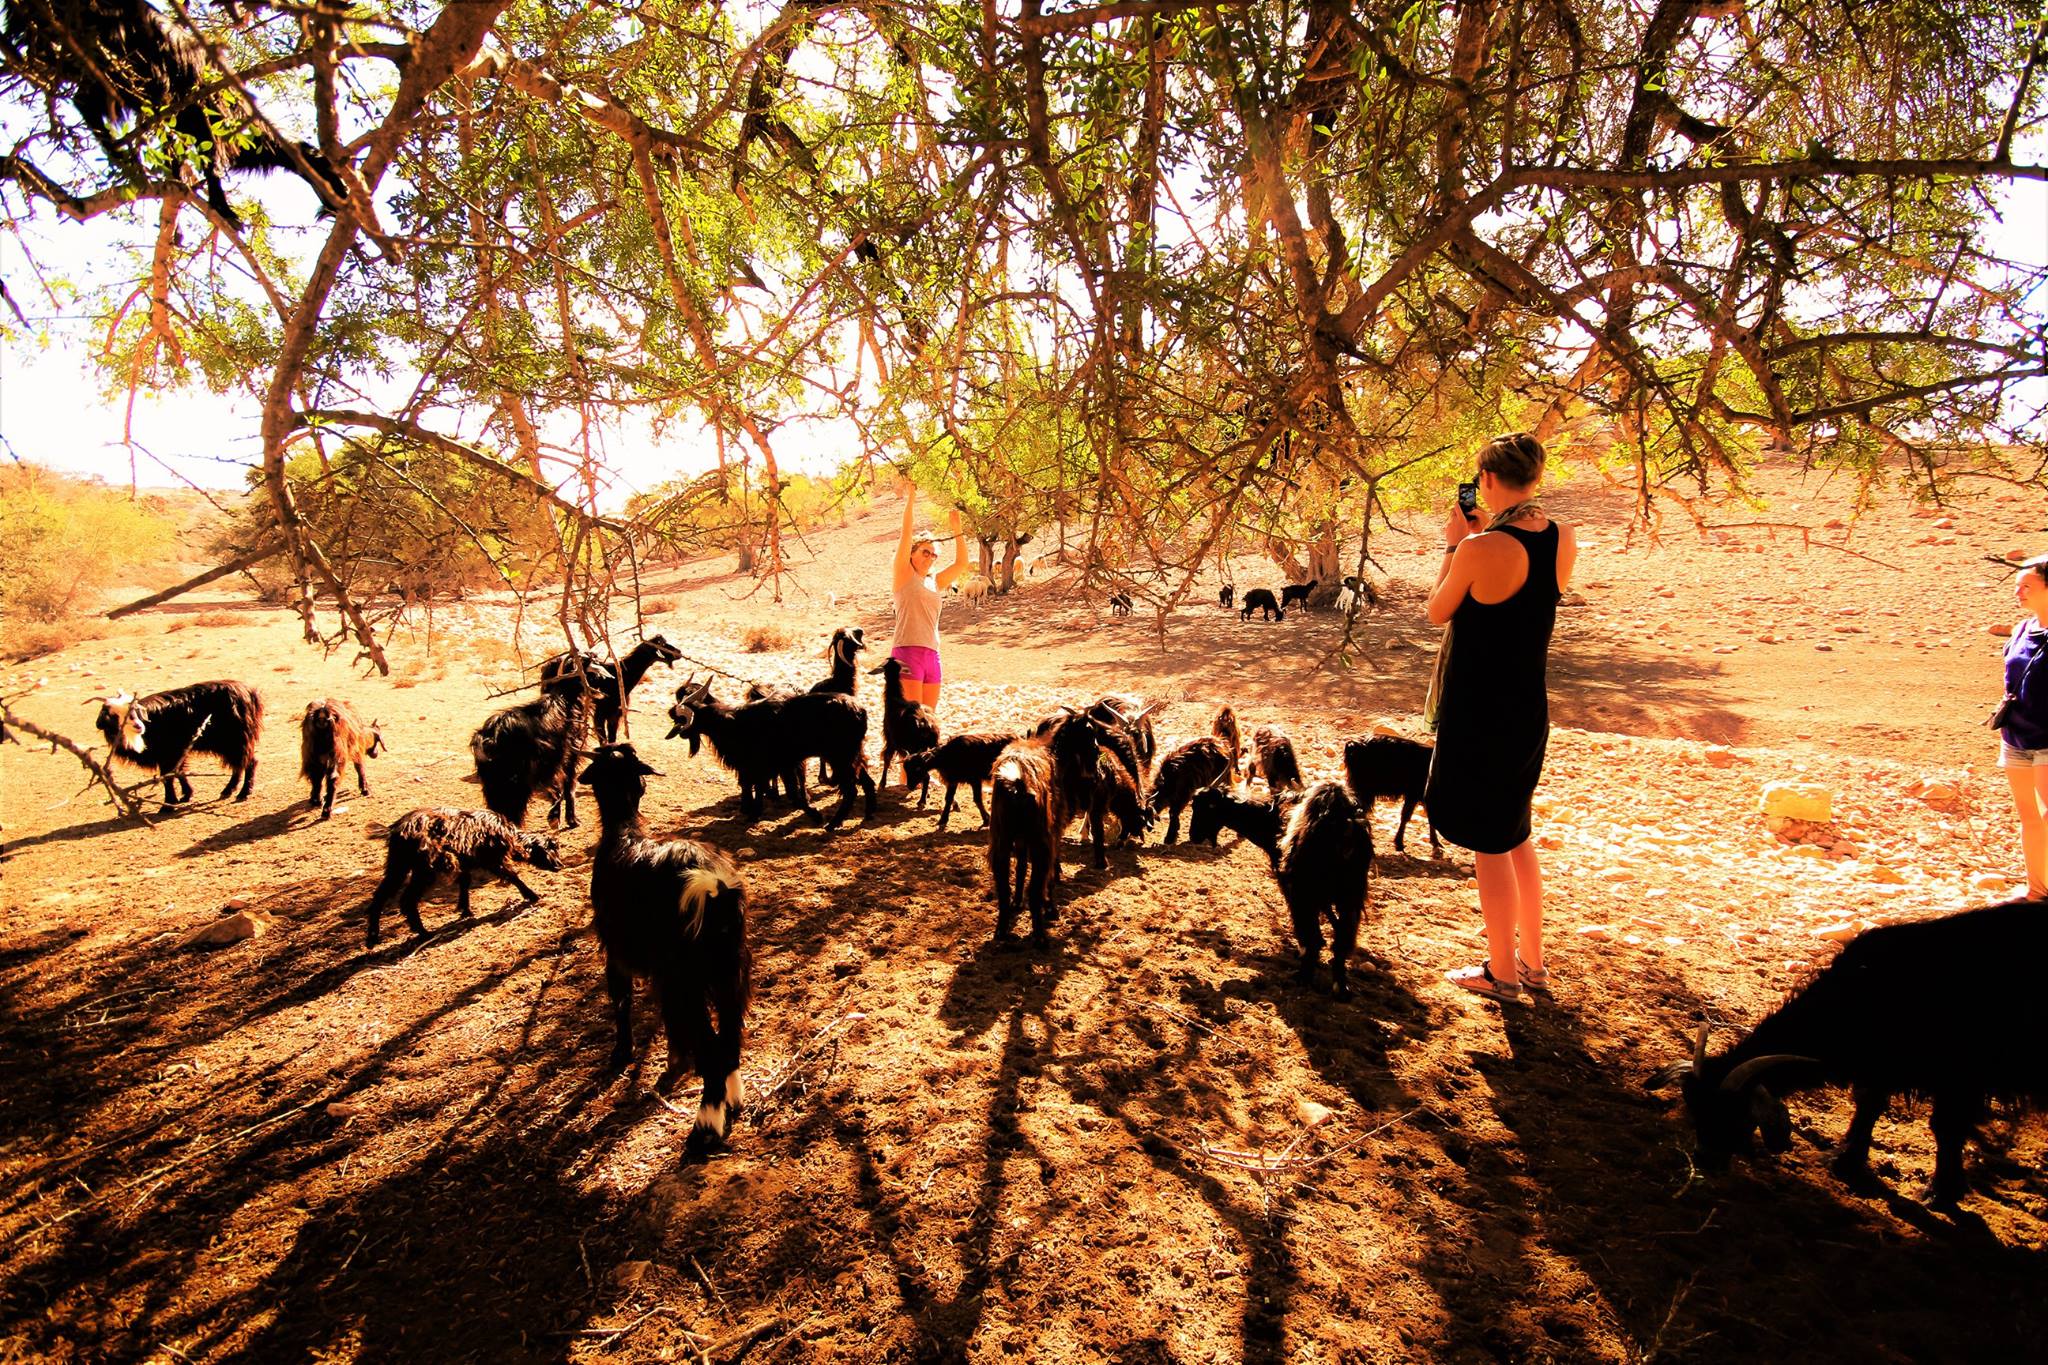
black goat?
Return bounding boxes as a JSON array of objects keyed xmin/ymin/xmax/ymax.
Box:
[
  {"xmin": 1276, "ymin": 781, "xmax": 1374, "ymax": 998},
  {"xmin": 578, "ymin": 745, "xmax": 752, "ymax": 1153},
  {"xmin": 1646, "ymin": 900, "xmax": 2048, "ymax": 1205},
  {"xmin": 92, "ymin": 680, "xmax": 261, "ymax": 805},
  {"xmin": 1240, "ymin": 588, "xmax": 1283, "ymax": 621},
  {"xmin": 668, "ymin": 679, "xmax": 875, "ymax": 829},
  {"xmin": 1218, "ymin": 584, "xmax": 1236, "ymax": 610},
  {"xmin": 988, "ymin": 710, "xmax": 1108, "ymax": 944},
  {"xmin": 1249, "ymin": 725, "xmax": 1304, "ymax": 794},
  {"xmin": 470, "ymin": 678, "xmax": 597, "ymax": 828},
  {"xmin": 1149, "ymin": 736, "xmax": 1232, "ymax": 845},
  {"xmin": 299, "ymin": 697, "xmax": 384, "ymax": 820},
  {"xmin": 902, "ymin": 731, "xmax": 1014, "ymax": 829},
  {"xmin": 870, "ymin": 656, "xmax": 940, "ymax": 790},
  {"xmin": 540, "ymin": 636, "xmax": 681, "ymax": 743},
  {"xmin": 1341, "ymin": 735, "xmax": 1440, "ymax": 857},
  {"xmin": 365, "ymin": 807, "xmax": 561, "ymax": 947},
  {"xmin": 1279, "ymin": 581, "xmax": 1318, "ymax": 613},
  {"xmin": 1094, "ymin": 747, "xmax": 1153, "ymax": 847},
  {"xmin": 1108, "ymin": 590, "xmax": 1133, "ymax": 616},
  {"xmin": 1188, "ymin": 787, "xmax": 1288, "ymax": 866},
  {"xmin": 809, "ymin": 627, "xmax": 866, "ymax": 694},
  {"xmin": 2, "ymin": 0, "xmax": 350, "ymax": 228}
]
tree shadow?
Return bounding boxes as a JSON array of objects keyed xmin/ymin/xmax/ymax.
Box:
[{"xmin": 175, "ymin": 801, "xmax": 320, "ymax": 859}]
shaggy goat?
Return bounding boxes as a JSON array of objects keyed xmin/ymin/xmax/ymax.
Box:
[
  {"xmin": 1188, "ymin": 787, "xmax": 1289, "ymax": 866},
  {"xmin": 871, "ymin": 656, "xmax": 940, "ymax": 790},
  {"xmin": 1091, "ymin": 693, "xmax": 1159, "ymax": 769},
  {"xmin": 1645, "ymin": 900, "xmax": 2048, "ymax": 1205},
  {"xmin": 578, "ymin": 745, "xmax": 752, "ymax": 1153},
  {"xmin": 668, "ymin": 680, "xmax": 876, "ymax": 829},
  {"xmin": 470, "ymin": 676, "xmax": 598, "ymax": 828},
  {"xmin": 1240, "ymin": 588, "xmax": 1283, "ymax": 622},
  {"xmin": 299, "ymin": 698, "xmax": 384, "ymax": 820},
  {"xmin": 987, "ymin": 710, "xmax": 1109, "ymax": 945},
  {"xmin": 1276, "ymin": 782, "xmax": 1374, "ymax": 997},
  {"xmin": 954, "ymin": 578, "xmax": 991, "ymax": 613},
  {"xmin": 1218, "ymin": 584, "xmax": 1236, "ymax": 610},
  {"xmin": 809, "ymin": 627, "xmax": 866, "ymax": 695},
  {"xmin": 365, "ymin": 807, "xmax": 561, "ymax": 947},
  {"xmin": 1149, "ymin": 737, "xmax": 1232, "ymax": 845},
  {"xmin": 92, "ymin": 680, "xmax": 262, "ymax": 805},
  {"xmin": 540, "ymin": 636, "xmax": 682, "ymax": 742},
  {"xmin": 1341, "ymin": 735, "xmax": 1440, "ymax": 857},
  {"xmin": 1211, "ymin": 704, "xmax": 1242, "ymax": 780},
  {"xmin": 902, "ymin": 731, "xmax": 1015, "ymax": 829},
  {"xmin": 1248, "ymin": 725, "xmax": 1304, "ymax": 794},
  {"xmin": 1, "ymin": 0, "xmax": 350, "ymax": 228},
  {"xmin": 1108, "ymin": 590, "xmax": 1133, "ymax": 616}
]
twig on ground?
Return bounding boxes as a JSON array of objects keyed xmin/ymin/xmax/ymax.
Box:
[
  {"xmin": 0, "ymin": 704, "xmax": 153, "ymax": 826},
  {"xmin": 752, "ymin": 1010, "xmax": 867, "ymax": 1112}
]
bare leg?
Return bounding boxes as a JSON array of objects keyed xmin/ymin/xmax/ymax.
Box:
[
  {"xmin": 1471, "ymin": 849, "xmax": 1522, "ymax": 987},
  {"xmin": 2011, "ymin": 766, "xmax": 2048, "ymax": 897},
  {"xmin": 1506, "ymin": 838, "xmax": 1546, "ymax": 974}
]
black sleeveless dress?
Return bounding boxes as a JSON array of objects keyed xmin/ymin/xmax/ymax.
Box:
[{"xmin": 1424, "ymin": 523, "xmax": 1560, "ymax": 855}]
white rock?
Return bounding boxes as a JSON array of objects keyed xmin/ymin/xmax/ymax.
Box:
[
  {"xmin": 1575, "ymin": 924, "xmax": 1611, "ymax": 939},
  {"xmin": 221, "ymin": 897, "xmax": 251, "ymax": 911},
  {"xmin": 1296, "ymin": 1099, "xmax": 1334, "ymax": 1128},
  {"xmin": 1813, "ymin": 922, "xmax": 1862, "ymax": 942},
  {"xmin": 1761, "ymin": 781, "xmax": 1832, "ymax": 822}
]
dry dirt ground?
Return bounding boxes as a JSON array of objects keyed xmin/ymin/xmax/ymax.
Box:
[{"xmin": 3, "ymin": 461, "xmax": 2046, "ymax": 1364}]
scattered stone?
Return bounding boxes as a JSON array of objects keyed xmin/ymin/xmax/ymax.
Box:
[
  {"xmin": 1712, "ymin": 645, "xmax": 1739, "ymax": 654},
  {"xmin": 1971, "ymin": 873, "xmax": 2013, "ymax": 892},
  {"xmin": 1761, "ymin": 781, "xmax": 1832, "ymax": 822},
  {"xmin": 1703, "ymin": 746, "xmax": 1737, "ymax": 768},
  {"xmin": 179, "ymin": 910, "xmax": 268, "ymax": 948},
  {"xmin": 326, "ymin": 1101, "xmax": 362, "ymax": 1120},
  {"xmin": 610, "ymin": 1260, "xmax": 654, "ymax": 1289},
  {"xmin": 1905, "ymin": 778, "xmax": 1962, "ymax": 812},
  {"xmin": 1575, "ymin": 925, "xmax": 1611, "ymax": 940},
  {"xmin": 1296, "ymin": 1099, "xmax": 1334, "ymax": 1128},
  {"xmin": 221, "ymin": 897, "xmax": 251, "ymax": 911},
  {"xmin": 1867, "ymin": 864, "xmax": 1908, "ymax": 885},
  {"xmin": 1814, "ymin": 922, "xmax": 1862, "ymax": 942},
  {"xmin": 1989, "ymin": 623, "xmax": 2013, "ymax": 636},
  {"xmin": 1813, "ymin": 643, "xmax": 1834, "ymax": 652}
]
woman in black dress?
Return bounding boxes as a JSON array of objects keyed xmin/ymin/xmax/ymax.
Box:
[{"xmin": 1423, "ymin": 433, "xmax": 1578, "ymax": 1006}]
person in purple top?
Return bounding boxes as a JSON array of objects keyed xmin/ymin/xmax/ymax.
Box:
[{"xmin": 1998, "ymin": 555, "xmax": 2048, "ymax": 899}]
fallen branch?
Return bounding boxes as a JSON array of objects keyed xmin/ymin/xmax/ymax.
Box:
[
  {"xmin": 1697, "ymin": 521, "xmax": 1904, "ymax": 571},
  {"xmin": 752, "ymin": 1010, "xmax": 867, "ymax": 1111},
  {"xmin": 0, "ymin": 703, "xmax": 153, "ymax": 826},
  {"xmin": 105, "ymin": 538, "xmax": 288, "ymax": 618}
]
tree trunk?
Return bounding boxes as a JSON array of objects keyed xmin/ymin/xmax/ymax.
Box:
[{"xmin": 999, "ymin": 536, "xmax": 1022, "ymax": 593}]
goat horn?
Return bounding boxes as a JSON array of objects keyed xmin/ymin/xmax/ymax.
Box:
[
  {"xmin": 1719, "ymin": 1054, "xmax": 1821, "ymax": 1093},
  {"xmin": 1693, "ymin": 1022, "xmax": 1709, "ymax": 1069}
]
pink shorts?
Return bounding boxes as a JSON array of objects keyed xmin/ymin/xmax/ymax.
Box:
[{"xmin": 891, "ymin": 645, "xmax": 941, "ymax": 685}]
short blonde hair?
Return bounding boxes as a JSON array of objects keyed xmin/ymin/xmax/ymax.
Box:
[{"xmin": 1477, "ymin": 432, "xmax": 1545, "ymax": 487}]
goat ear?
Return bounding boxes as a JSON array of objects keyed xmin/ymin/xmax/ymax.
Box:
[{"xmin": 1643, "ymin": 1061, "xmax": 1694, "ymax": 1093}]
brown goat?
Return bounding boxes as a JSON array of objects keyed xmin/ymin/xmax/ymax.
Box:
[
  {"xmin": 1212, "ymin": 705, "xmax": 1242, "ymax": 780},
  {"xmin": 300, "ymin": 698, "xmax": 385, "ymax": 820}
]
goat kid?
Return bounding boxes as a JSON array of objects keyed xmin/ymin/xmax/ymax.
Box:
[
  {"xmin": 1149, "ymin": 737, "xmax": 1232, "ymax": 844},
  {"xmin": 871, "ymin": 656, "xmax": 940, "ymax": 790},
  {"xmin": 92, "ymin": 680, "xmax": 262, "ymax": 805},
  {"xmin": 1188, "ymin": 787, "xmax": 1289, "ymax": 866},
  {"xmin": 1249, "ymin": 725, "xmax": 1304, "ymax": 794},
  {"xmin": 300, "ymin": 698, "xmax": 384, "ymax": 819},
  {"xmin": 988, "ymin": 709, "xmax": 1109, "ymax": 944},
  {"xmin": 470, "ymin": 677, "xmax": 597, "ymax": 827},
  {"xmin": 1211, "ymin": 704, "xmax": 1242, "ymax": 780},
  {"xmin": 578, "ymin": 745, "xmax": 751, "ymax": 1153},
  {"xmin": 1279, "ymin": 581, "xmax": 1317, "ymax": 613},
  {"xmin": 366, "ymin": 807, "xmax": 560, "ymax": 947},
  {"xmin": 902, "ymin": 732, "xmax": 1014, "ymax": 829}
]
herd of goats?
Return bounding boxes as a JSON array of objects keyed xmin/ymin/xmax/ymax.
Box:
[{"xmin": 68, "ymin": 626, "xmax": 2048, "ymax": 1200}]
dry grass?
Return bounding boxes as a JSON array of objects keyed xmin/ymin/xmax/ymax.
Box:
[
  {"xmin": 0, "ymin": 618, "xmax": 108, "ymax": 662},
  {"xmin": 740, "ymin": 623, "xmax": 793, "ymax": 653},
  {"xmin": 644, "ymin": 597, "xmax": 678, "ymax": 616}
]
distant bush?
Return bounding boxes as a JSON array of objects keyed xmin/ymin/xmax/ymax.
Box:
[
  {"xmin": 740, "ymin": 624, "xmax": 792, "ymax": 653},
  {"xmin": 0, "ymin": 465, "xmax": 176, "ymax": 622},
  {"xmin": 0, "ymin": 618, "xmax": 110, "ymax": 662}
]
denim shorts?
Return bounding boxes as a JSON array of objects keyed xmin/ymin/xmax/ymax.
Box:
[
  {"xmin": 891, "ymin": 644, "xmax": 941, "ymax": 685},
  {"xmin": 1999, "ymin": 740, "xmax": 2048, "ymax": 768}
]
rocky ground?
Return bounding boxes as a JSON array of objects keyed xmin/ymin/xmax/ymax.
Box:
[{"xmin": 1, "ymin": 458, "xmax": 2043, "ymax": 1363}]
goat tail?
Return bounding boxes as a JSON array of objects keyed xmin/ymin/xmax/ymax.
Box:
[{"xmin": 679, "ymin": 867, "xmax": 754, "ymax": 1012}]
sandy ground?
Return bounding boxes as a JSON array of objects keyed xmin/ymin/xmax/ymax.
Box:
[{"xmin": 1, "ymin": 460, "xmax": 2044, "ymax": 1363}]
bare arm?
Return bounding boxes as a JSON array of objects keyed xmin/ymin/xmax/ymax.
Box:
[
  {"xmin": 893, "ymin": 478, "xmax": 918, "ymax": 590},
  {"xmin": 935, "ymin": 508, "xmax": 969, "ymax": 589},
  {"xmin": 1426, "ymin": 503, "xmax": 1480, "ymax": 625},
  {"xmin": 1555, "ymin": 522, "xmax": 1578, "ymax": 592}
]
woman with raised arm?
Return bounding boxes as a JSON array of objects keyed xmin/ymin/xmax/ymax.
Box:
[
  {"xmin": 890, "ymin": 475, "xmax": 967, "ymax": 709},
  {"xmin": 1423, "ymin": 432, "xmax": 1579, "ymax": 1007},
  {"xmin": 1997, "ymin": 556, "xmax": 2048, "ymax": 899}
]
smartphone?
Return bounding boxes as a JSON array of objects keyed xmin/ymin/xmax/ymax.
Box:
[{"xmin": 1456, "ymin": 480, "xmax": 1479, "ymax": 517}]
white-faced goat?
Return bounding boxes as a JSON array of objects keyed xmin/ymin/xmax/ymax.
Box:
[
  {"xmin": 1149, "ymin": 737, "xmax": 1232, "ymax": 845},
  {"xmin": 1188, "ymin": 787, "xmax": 1289, "ymax": 866},
  {"xmin": 988, "ymin": 709, "xmax": 1109, "ymax": 945},
  {"xmin": 92, "ymin": 680, "xmax": 263, "ymax": 806},
  {"xmin": 1646, "ymin": 899, "xmax": 2048, "ymax": 1205},
  {"xmin": 902, "ymin": 732, "xmax": 1015, "ymax": 829},
  {"xmin": 1249, "ymin": 725, "xmax": 1304, "ymax": 794},
  {"xmin": 1341, "ymin": 735, "xmax": 1439, "ymax": 857},
  {"xmin": 871, "ymin": 656, "xmax": 940, "ymax": 790},
  {"xmin": 667, "ymin": 679, "xmax": 876, "ymax": 829},
  {"xmin": 577, "ymin": 745, "xmax": 752, "ymax": 1154},
  {"xmin": 539, "ymin": 636, "xmax": 682, "ymax": 743},
  {"xmin": 299, "ymin": 698, "xmax": 384, "ymax": 819},
  {"xmin": 1276, "ymin": 782, "xmax": 1374, "ymax": 998},
  {"xmin": 470, "ymin": 674, "xmax": 598, "ymax": 828},
  {"xmin": 365, "ymin": 807, "xmax": 561, "ymax": 947},
  {"xmin": 1212, "ymin": 704, "xmax": 1242, "ymax": 780}
]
